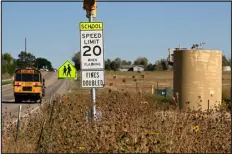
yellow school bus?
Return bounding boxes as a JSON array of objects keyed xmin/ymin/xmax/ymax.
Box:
[{"xmin": 14, "ymin": 67, "xmax": 46, "ymax": 103}]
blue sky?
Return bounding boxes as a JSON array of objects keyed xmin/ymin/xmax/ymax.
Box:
[{"xmin": 2, "ymin": 2, "xmax": 231, "ymax": 69}]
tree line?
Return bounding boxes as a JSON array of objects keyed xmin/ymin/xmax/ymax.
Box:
[
  {"xmin": 222, "ymin": 55, "xmax": 231, "ymax": 67},
  {"xmin": 72, "ymin": 51, "xmax": 171, "ymax": 71},
  {"xmin": 2, "ymin": 51, "xmax": 53, "ymax": 76},
  {"xmin": 72, "ymin": 51, "xmax": 231, "ymax": 71}
]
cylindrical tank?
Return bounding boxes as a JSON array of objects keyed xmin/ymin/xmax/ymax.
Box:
[{"xmin": 173, "ymin": 49, "xmax": 222, "ymax": 111}]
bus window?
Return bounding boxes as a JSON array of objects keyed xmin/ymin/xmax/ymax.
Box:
[
  {"xmin": 22, "ymin": 74, "xmax": 33, "ymax": 82},
  {"xmin": 15, "ymin": 74, "xmax": 22, "ymax": 81},
  {"xmin": 34, "ymin": 74, "xmax": 40, "ymax": 82}
]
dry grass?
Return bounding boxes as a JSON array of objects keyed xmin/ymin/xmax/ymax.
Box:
[
  {"xmin": 105, "ymin": 71, "xmax": 231, "ymax": 98},
  {"xmin": 105, "ymin": 71, "xmax": 173, "ymax": 94},
  {"xmin": 2, "ymin": 71, "xmax": 231, "ymax": 153},
  {"xmin": 2, "ymin": 89, "xmax": 231, "ymax": 153}
]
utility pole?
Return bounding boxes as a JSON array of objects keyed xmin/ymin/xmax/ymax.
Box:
[{"xmin": 25, "ymin": 38, "xmax": 27, "ymax": 52}]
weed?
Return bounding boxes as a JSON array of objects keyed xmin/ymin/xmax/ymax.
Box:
[{"xmin": 2, "ymin": 90, "xmax": 231, "ymax": 153}]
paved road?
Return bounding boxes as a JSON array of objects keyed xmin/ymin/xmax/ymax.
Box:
[{"xmin": 2, "ymin": 71, "xmax": 69, "ymax": 128}]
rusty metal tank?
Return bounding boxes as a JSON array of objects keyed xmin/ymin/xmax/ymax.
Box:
[{"xmin": 173, "ymin": 49, "xmax": 222, "ymax": 111}]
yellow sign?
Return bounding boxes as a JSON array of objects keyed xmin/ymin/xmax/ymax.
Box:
[
  {"xmin": 58, "ymin": 60, "xmax": 77, "ymax": 79},
  {"xmin": 79, "ymin": 22, "xmax": 103, "ymax": 31}
]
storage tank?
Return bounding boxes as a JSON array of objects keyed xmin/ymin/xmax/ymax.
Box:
[{"xmin": 173, "ymin": 49, "xmax": 222, "ymax": 111}]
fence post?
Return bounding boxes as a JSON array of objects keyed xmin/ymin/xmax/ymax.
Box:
[
  {"xmin": 151, "ymin": 85, "xmax": 154, "ymax": 95},
  {"xmin": 136, "ymin": 82, "xmax": 138, "ymax": 93},
  {"xmin": 176, "ymin": 92, "xmax": 179, "ymax": 110},
  {"xmin": 15, "ymin": 105, "xmax": 22, "ymax": 152},
  {"xmin": 208, "ymin": 99, "xmax": 209, "ymax": 113},
  {"xmin": 36, "ymin": 118, "xmax": 47, "ymax": 152}
]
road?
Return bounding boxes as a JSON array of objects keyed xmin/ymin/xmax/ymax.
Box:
[{"xmin": 2, "ymin": 71, "xmax": 69, "ymax": 128}]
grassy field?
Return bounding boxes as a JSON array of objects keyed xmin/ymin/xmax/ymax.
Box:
[
  {"xmin": 2, "ymin": 80, "xmax": 13, "ymax": 86},
  {"xmin": 2, "ymin": 73, "xmax": 13, "ymax": 80},
  {"xmin": 104, "ymin": 71, "xmax": 231, "ymax": 99},
  {"xmin": 2, "ymin": 70, "xmax": 231, "ymax": 153}
]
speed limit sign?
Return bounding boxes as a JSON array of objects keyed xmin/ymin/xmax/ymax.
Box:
[{"xmin": 80, "ymin": 22, "xmax": 104, "ymax": 70}]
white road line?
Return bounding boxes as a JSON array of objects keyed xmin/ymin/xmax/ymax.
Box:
[
  {"xmin": 2, "ymin": 84, "xmax": 12, "ymax": 88},
  {"xmin": 21, "ymin": 80, "xmax": 67, "ymax": 118},
  {"xmin": 5, "ymin": 79, "xmax": 68, "ymax": 128},
  {"xmin": 7, "ymin": 118, "xmax": 19, "ymax": 128},
  {"xmin": 2, "ymin": 93, "xmax": 13, "ymax": 97},
  {"xmin": 2, "ymin": 86, "xmax": 13, "ymax": 91},
  {"xmin": 21, "ymin": 105, "xmax": 41, "ymax": 118},
  {"xmin": 2, "ymin": 99, "xmax": 14, "ymax": 102},
  {"xmin": 2, "ymin": 79, "xmax": 12, "ymax": 82},
  {"xmin": 56, "ymin": 79, "xmax": 67, "ymax": 94}
]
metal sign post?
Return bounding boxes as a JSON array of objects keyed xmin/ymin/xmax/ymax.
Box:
[
  {"xmin": 89, "ymin": 12, "xmax": 96, "ymax": 121},
  {"xmin": 81, "ymin": 0, "xmax": 104, "ymax": 121}
]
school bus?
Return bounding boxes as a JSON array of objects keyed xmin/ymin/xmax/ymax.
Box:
[{"xmin": 14, "ymin": 67, "xmax": 46, "ymax": 103}]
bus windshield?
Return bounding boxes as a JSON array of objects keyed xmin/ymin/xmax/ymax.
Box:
[{"xmin": 15, "ymin": 73, "xmax": 40, "ymax": 82}]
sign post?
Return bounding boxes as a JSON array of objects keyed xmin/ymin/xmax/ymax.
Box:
[{"xmin": 81, "ymin": 0, "xmax": 104, "ymax": 121}]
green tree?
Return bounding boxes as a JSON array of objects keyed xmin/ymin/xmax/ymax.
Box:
[
  {"xmin": 72, "ymin": 51, "xmax": 81, "ymax": 71},
  {"xmin": 222, "ymin": 55, "xmax": 230, "ymax": 66},
  {"xmin": 154, "ymin": 59, "xmax": 169, "ymax": 71},
  {"xmin": 110, "ymin": 60, "xmax": 120, "ymax": 71},
  {"xmin": 121, "ymin": 60, "xmax": 132, "ymax": 65},
  {"xmin": 36, "ymin": 57, "xmax": 52, "ymax": 70},
  {"xmin": 16, "ymin": 51, "xmax": 36, "ymax": 68},
  {"xmin": 133, "ymin": 57, "xmax": 148, "ymax": 66},
  {"xmin": 146, "ymin": 63, "xmax": 156, "ymax": 71},
  {"xmin": 2, "ymin": 53, "xmax": 13, "ymax": 64},
  {"xmin": 7, "ymin": 60, "xmax": 17, "ymax": 75},
  {"xmin": 2, "ymin": 65, "xmax": 6, "ymax": 74},
  {"xmin": 155, "ymin": 60, "xmax": 163, "ymax": 71},
  {"xmin": 2, "ymin": 53, "xmax": 16, "ymax": 75},
  {"xmin": 113, "ymin": 58, "xmax": 121, "ymax": 70},
  {"xmin": 121, "ymin": 60, "xmax": 128, "ymax": 65},
  {"xmin": 161, "ymin": 59, "xmax": 168, "ymax": 71},
  {"xmin": 105, "ymin": 59, "xmax": 112, "ymax": 70},
  {"xmin": 114, "ymin": 57, "xmax": 121, "ymax": 65}
]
